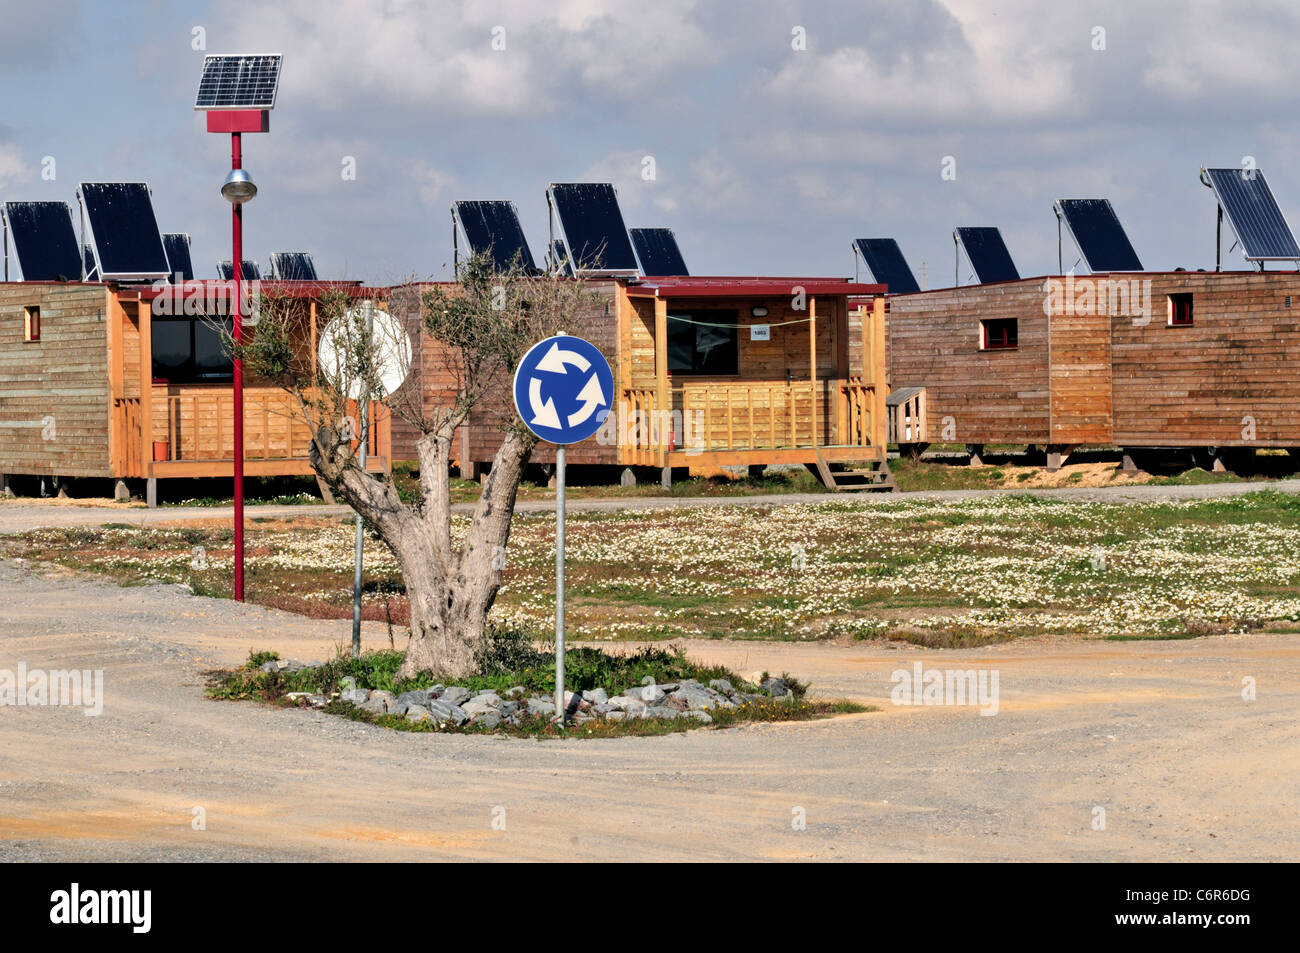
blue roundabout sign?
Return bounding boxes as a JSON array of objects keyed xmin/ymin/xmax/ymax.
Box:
[{"xmin": 512, "ymin": 334, "xmax": 614, "ymax": 445}]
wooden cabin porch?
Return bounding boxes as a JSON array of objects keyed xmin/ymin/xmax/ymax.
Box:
[
  {"xmin": 616, "ymin": 280, "xmax": 892, "ymax": 490},
  {"xmin": 109, "ymin": 284, "xmax": 390, "ymax": 485}
]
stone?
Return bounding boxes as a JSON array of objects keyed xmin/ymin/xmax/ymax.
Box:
[
  {"xmin": 470, "ymin": 692, "xmax": 502, "ymax": 708},
  {"xmin": 405, "ymin": 705, "xmax": 434, "ymax": 724},
  {"xmin": 285, "ymin": 692, "xmax": 312, "ymax": 701},
  {"xmin": 395, "ymin": 689, "xmax": 431, "ymax": 710},
  {"xmin": 462, "ymin": 701, "xmax": 497, "ymax": 719},
  {"xmin": 761, "ymin": 677, "xmax": 789, "ymax": 697},
  {"xmin": 504, "ymin": 686, "xmax": 527, "ymax": 699},
  {"xmin": 439, "ymin": 686, "xmax": 472, "ymax": 707},
  {"xmin": 640, "ymin": 675, "xmax": 656, "ymax": 686},
  {"xmin": 593, "ymin": 702, "xmax": 616, "ymax": 715},
  {"xmin": 428, "ymin": 701, "xmax": 471, "ymax": 726},
  {"xmin": 622, "ymin": 685, "xmax": 665, "ymax": 704},
  {"xmin": 708, "ymin": 679, "xmax": 735, "ymax": 695},
  {"xmin": 581, "ymin": 688, "xmax": 608, "ymax": 705},
  {"xmin": 673, "ymin": 686, "xmax": 720, "ymax": 710},
  {"xmin": 369, "ymin": 690, "xmax": 395, "ymax": 709},
  {"xmin": 497, "ymin": 700, "xmax": 520, "ymax": 717},
  {"xmin": 619, "ymin": 698, "xmax": 647, "ymax": 718},
  {"xmin": 526, "ymin": 698, "xmax": 557, "ymax": 718},
  {"xmin": 307, "ymin": 694, "xmax": 329, "ymax": 708},
  {"xmin": 606, "ymin": 711, "xmax": 627, "ymax": 721},
  {"xmin": 339, "ymin": 676, "xmax": 358, "ymax": 692},
  {"xmin": 340, "ymin": 688, "xmax": 370, "ymax": 705},
  {"xmin": 643, "ymin": 706, "xmax": 680, "ymax": 720},
  {"xmin": 388, "ymin": 700, "xmax": 411, "ymax": 717},
  {"xmin": 681, "ymin": 710, "xmax": 713, "ymax": 724},
  {"xmin": 359, "ymin": 697, "xmax": 389, "ymax": 716},
  {"xmin": 473, "ymin": 712, "xmax": 501, "ymax": 729},
  {"xmin": 424, "ymin": 683, "xmax": 446, "ymax": 698}
]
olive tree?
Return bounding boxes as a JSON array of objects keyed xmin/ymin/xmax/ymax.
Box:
[{"xmin": 241, "ymin": 256, "xmax": 596, "ymax": 679}]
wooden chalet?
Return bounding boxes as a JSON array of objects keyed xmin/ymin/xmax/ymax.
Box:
[
  {"xmin": 0, "ymin": 280, "xmax": 392, "ymax": 502},
  {"xmin": 395, "ymin": 276, "xmax": 894, "ymax": 491},
  {"xmin": 886, "ymin": 270, "xmax": 1300, "ymax": 469}
]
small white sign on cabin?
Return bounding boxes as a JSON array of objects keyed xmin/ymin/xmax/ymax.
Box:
[{"xmin": 750, "ymin": 323, "xmax": 771, "ymax": 341}]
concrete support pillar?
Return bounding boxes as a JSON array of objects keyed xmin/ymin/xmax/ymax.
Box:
[
  {"xmin": 114, "ymin": 479, "xmax": 130, "ymax": 502},
  {"xmin": 660, "ymin": 466, "xmax": 672, "ymax": 489},
  {"xmin": 620, "ymin": 467, "xmax": 638, "ymax": 488},
  {"xmin": 146, "ymin": 478, "xmax": 158, "ymax": 508},
  {"xmin": 314, "ymin": 475, "xmax": 336, "ymax": 504},
  {"xmin": 1121, "ymin": 453, "xmax": 1139, "ymax": 474},
  {"xmin": 0, "ymin": 474, "xmax": 12, "ymax": 498},
  {"xmin": 1211, "ymin": 454, "xmax": 1227, "ymax": 473},
  {"xmin": 967, "ymin": 444, "xmax": 985, "ymax": 467}
]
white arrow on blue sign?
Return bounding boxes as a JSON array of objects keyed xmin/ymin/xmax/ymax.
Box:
[{"xmin": 512, "ymin": 335, "xmax": 614, "ymax": 444}]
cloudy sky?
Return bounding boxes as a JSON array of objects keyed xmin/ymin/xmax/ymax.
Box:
[{"xmin": 3, "ymin": 0, "xmax": 1298, "ymax": 285}]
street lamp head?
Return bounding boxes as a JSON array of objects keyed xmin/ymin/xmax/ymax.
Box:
[{"xmin": 221, "ymin": 168, "xmax": 258, "ymax": 204}]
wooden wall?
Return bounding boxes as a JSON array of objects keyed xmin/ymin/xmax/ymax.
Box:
[
  {"xmin": 889, "ymin": 271, "xmax": 1300, "ymax": 449},
  {"xmin": 889, "ymin": 280, "xmax": 1052, "ymax": 445},
  {"xmin": 0, "ymin": 284, "xmax": 113, "ymax": 477},
  {"xmin": 1112, "ymin": 272, "xmax": 1300, "ymax": 446}
]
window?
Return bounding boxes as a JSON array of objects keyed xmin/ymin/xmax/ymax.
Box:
[
  {"xmin": 667, "ymin": 310, "xmax": 739, "ymax": 375},
  {"xmin": 1168, "ymin": 293, "xmax": 1193, "ymax": 326},
  {"xmin": 23, "ymin": 306, "xmax": 40, "ymax": 342},
  {"xmin": 980, "ymin": 317, "xmax": 1017, "ymax": 350},
  {"xmin": 151, "ymin": 318, "xmax": 234, "ymax": 382}
]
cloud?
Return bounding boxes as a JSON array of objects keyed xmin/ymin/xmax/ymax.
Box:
[{"xmin": 0, "ymin": 144, "xmax": 25, "ymax": 190}]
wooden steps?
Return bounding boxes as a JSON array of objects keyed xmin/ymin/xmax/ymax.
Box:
[{"xmin": 809, "ymin": 447, "xmax": 897, "ymax": 492}]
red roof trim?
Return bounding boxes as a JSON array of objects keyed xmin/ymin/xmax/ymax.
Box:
[{"xmin": 624, "ymin": 276, "xmax": 885, "ymax": 298}]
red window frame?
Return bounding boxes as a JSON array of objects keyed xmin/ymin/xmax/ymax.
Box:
[
  {"xmin": 1168, "ymin": 293, "xmax": 1193, "ymax": 326},
  {"xmin": 980, "ymin": 317, "xmax": 1017, "ymax": 350},
  {"xmin": 23, "ymin": 306, "xmax": 40, "ymax": 342}
]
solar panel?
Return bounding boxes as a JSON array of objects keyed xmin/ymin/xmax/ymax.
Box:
[
  {"xmin": 82, "ymin": 245, "xmax": 99, "ymax": 281},
  {"xmin": 1, "ymin": 201, "xmax": 82, "ymax": 281},
  {"xmin": 270, "ymin": 251, "xmax": 317, "ymax": 281},
  {"xmin": 852, "ymin": 238, "xmax": 920, "ymax": 293},
  {"xmin": 954, "ymin": 227, "xmax": 1020, "ymax": 284},
  {"xmin": 217, "ymin": 260, "xmax": 261, "ymax": 280},
  {"xmin": 78, "ymin": 183, "xmax": 170, "ymax": 280},
  {"xmin": 194, "ymin": 54, "xmax": 283, "ymax": 110},
  {"xmin": 162, "ymin": 233, "xmax": 194, "ymax": 281},
  {"xmin": 1203, "ymin": 168, "xmax": 1300, "ymax": 261},
  {"xmin": 1054, "ymin": 199, "xmax": 1143, "ymax": 272},
  {"xmin": 452, "ymin": 201, "xmax": 537, "ymax": 272},
  {"xmin": 547, "ymin": 183, "xmax": 639, "ymax": 275},
  {"xmin": 548, "ymin": 240, "xmax": 572, "ymax": 276},
  {"xmin": 630, "ymin": 227, "xmax": 689, "ymax": 276}
]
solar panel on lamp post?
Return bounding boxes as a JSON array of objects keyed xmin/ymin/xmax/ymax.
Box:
[{"xmin": 196, "ymin": 54, "xmax": 282, "ymax": 603}]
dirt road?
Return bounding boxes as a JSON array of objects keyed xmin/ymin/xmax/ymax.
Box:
[{"xmin": 1, "ymin": 558, "xmax": 1295, "ymax": 861}]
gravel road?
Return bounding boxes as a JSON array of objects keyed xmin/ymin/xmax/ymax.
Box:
[
  {"xmin": 1, "ymin": 558, "xmax": 1295, "ymax": 861},
  {"xmin": 3, "ymin": 477, "xmax": 1299, "ymax": 534}
]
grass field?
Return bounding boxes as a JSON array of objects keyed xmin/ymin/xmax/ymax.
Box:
[{"xmin": 7, "ymin": 490, "xmax": 1300, "ymax": 647}]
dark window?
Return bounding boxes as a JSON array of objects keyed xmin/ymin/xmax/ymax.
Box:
[
  {"xmin": 23, "ymin": 306, "xmax": 40, "ymax": 342},
  {"xmin": 667, "ymin": 310, "xmax": 739, "ymax": 374},
  {"xmin": 1168, "ymin": 293, "xmax": 1193, "ymax": 326},
  {"xmin": 152, "ymin": 318, "xmax": 234, "ymax": 382},
  {"xmin": 980, "ymin": 317, "xmax": 1017, "ymax": 350}
]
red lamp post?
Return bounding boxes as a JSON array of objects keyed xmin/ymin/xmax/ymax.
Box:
[
  {"xmin": 209, "ymin": 110, "xmax": 269, "ymax": 603},
  {"xmin": 195, "ymin": 54, "xmax": 282, "ymax": 602}
]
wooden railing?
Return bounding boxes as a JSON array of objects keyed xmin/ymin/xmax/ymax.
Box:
[
  {"xmin": 887, "ymin": 387, "xmax": 928, "ymax": 444},
  {"xmin": 677, "ymin": 381, "xmax": 817, "ymax": 452},
  {"xmin": 112, "ymin": 397, "xmax": 143, "ymax": 477},
  {"xmin": 838, "ymin": 377, "xmax": 875, "ymax": 448},
  {"xmin": 622, "ymin": 387, "xmax": 661, "ymax": 466},
  {"xmin": 108, "ymin": 386, "xmax": 388, "ymax": 471}
]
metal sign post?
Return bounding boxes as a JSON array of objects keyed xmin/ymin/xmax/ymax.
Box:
[
  {"xmin": 554, "ymin": 444, "xmax": 566, "ymax": 719},
  {"xmin": 318, "ymin": 302, "xmax": 412, "ymax": 659},
  {"xmin": 512, "ymin": 335, "xmax": 614, "ymax": 726}
]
